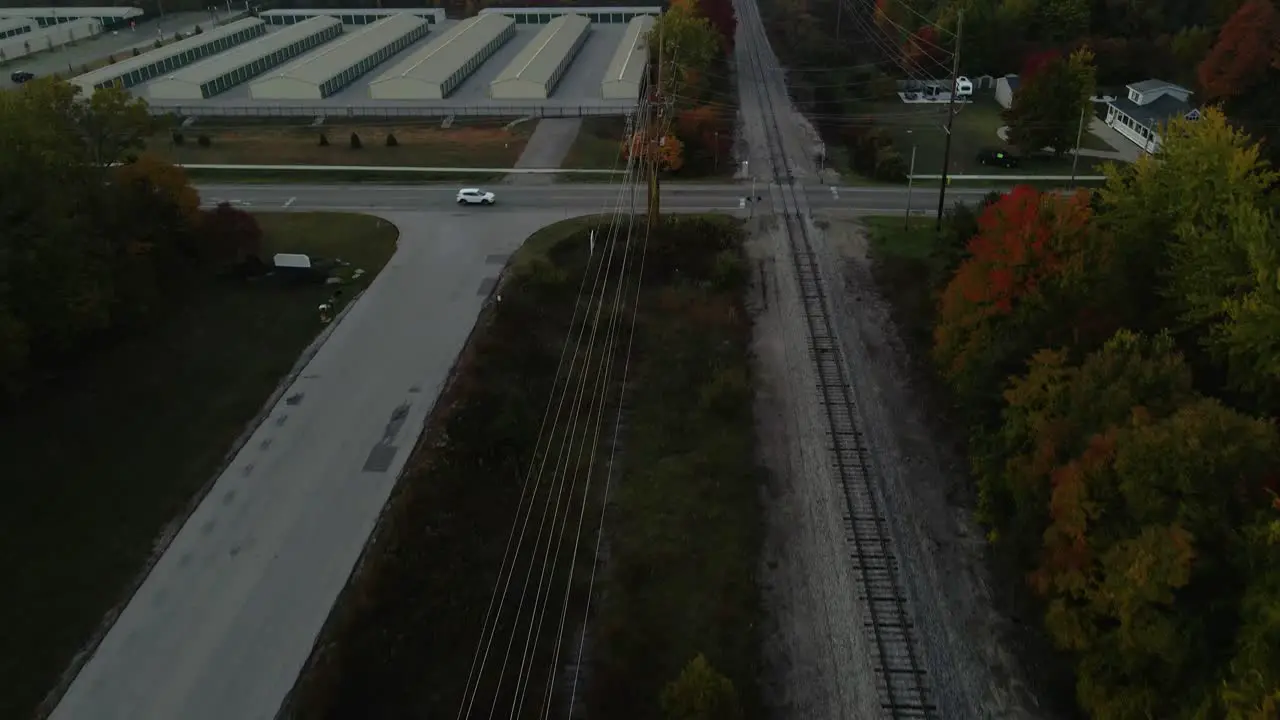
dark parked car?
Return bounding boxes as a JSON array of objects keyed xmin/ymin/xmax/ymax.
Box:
[
  {"xmin": 10, "ymin": 71, "xmax": 34, "ymax": 84},
  {"xmin": 976, "ymin": 149, "xmax": 1020, "ymax": 168}
]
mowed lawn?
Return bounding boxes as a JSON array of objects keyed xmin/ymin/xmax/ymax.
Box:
[
  {"xmin": 561, "ymin": 116, "xmax": 628, "ymax": 169},
  {"xmin": 148, "ymin": 118, "xmax": 537, "ymax": 168},
  {"xmin": 863, "ymin": 92, "xmax": 1118, "ymax": 177},
  {"xmin": 0, "ymin": 212, "xmax": 398, "ymax": 720}
]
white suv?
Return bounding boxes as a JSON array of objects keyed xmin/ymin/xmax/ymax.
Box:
[{"xmin": 456, "ymin": 188, "xmax": 496, "ymax": 206}]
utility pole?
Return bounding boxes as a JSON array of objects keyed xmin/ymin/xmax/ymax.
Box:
[
  {"xmin": 934, "ymin": 9, "xmax": 963, "ymax": 232},
  {"xmin": 1069, "ymin": 104, "xmax": 1085, "ymax": 187},
  {"xmin": 646, "ymin": 22, "xmax": 664, "ymax": 225}
]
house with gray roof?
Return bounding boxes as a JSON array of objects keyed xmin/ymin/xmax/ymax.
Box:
[{"xmin": 1105, "ymin": 79, "xmax": 1200, "ymax": 153}]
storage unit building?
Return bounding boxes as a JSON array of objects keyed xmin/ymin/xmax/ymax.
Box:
[
  {"xmin": 0, "ymin": 6, "xmax": 142, "ymax": 29},
  {"xmin": 149, "ymin": 17, "xmax": 343, "ymax": 101},
  {"xmin": 1, "ymin": 17, "xmax": 101, "ymax": 63},
  {"xmin": 601, "ymin": 14, "xmax": 653, "ymax": 100},
  {"xmin": 481, "ymin": 6, "xmax": 658, "ymax": 25},
  {"xmin": 368, "ymin": 13, "xmax": 514, "ymax": 100},
  {"xmin": 260, "ymin": 8, "xmax": 444, "ymax": 27},
  {"xmin": 250, "ymin": 13, "xmax": 428, "ymax": 100},
  {"xmin": 70, "ymin": 17, "xmax": 265, "ymax": 96},
  {"xmin": 489, "ymin": 13, "xmax": 589, "ymax": 100},
  {"xmin": 0, "ymin": 18, "xmax": 32, "ymax": 41}
]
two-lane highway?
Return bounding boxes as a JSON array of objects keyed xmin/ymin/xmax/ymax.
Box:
[{"xmin": 193, "ymin": 182, "xmax": 1002, "ymax": 215}]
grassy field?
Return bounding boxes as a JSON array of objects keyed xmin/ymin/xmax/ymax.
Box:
[
  {"xmin": 284, "ymin": 214, "xmax": 762, "ymax": 719},
  {"xmin": 148, "ymin": 118, "xmax": 537, "ymax": 168},
  {"xmin": 865, "ymin": 93, "xmax": 1119, "ymax": 178},
  {"xmin": 562, "ymin": 116, "xmax": 628, "ymax": 170},
  {"xmin": 0, "ymin": 212, "xmax": 398, "ymax": 720},
  {"xmin": 861, "ymin": 215, "xmax": 952, "ymax": 353}
]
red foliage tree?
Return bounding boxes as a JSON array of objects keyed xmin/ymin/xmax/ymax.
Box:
[
  {"xmin": 903, "ymin": 26, "xmax": 950, "ymax": 75},
  {"xmin": 1021, "ymin": 48, "xmax": 1063, "ymax": 82},
  {"xmin": 1197, "ymin": 0, "xmax": 1280, "ymax": 100},
  {"xmin": 201, "ymin": 202, "xmax": 264, "ymax": 271},
  {"xmin": 695, "ymin": 0, "xmax": 736, "ymax": 51}
]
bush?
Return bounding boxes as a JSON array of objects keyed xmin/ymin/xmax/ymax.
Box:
[
  {"xmin": 153, "ymin": 39, "xmax": 162, "ymax": 49},
  {"xmin": 171, "ymin": 132, "xmax": 184, "ymax": 146},
  {"xmin": 132, "ymin": 47, "xmax": 140, "ymax": 57},
  {"xmin": 197, "ymin": 135, "xmax": 211, "ymax": 148},
  {"xmin": 318, "ymin": 133, "xmax": 329, "ymax": 147},
  {"xmin": 385, "ymin": 133, "xmax": 398, "ymax": 147},
  {"xmin": 349, "ymin": 132, "xmax": 362, "ymax": 149},
  {"xmin": 193, "ymin": 24, "xmax": 203, "ymax": 34}
]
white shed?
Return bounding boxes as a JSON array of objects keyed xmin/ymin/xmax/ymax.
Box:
[{"xmin": 995, "ymin": 74, "xmax": 1019, "ymax": 109}]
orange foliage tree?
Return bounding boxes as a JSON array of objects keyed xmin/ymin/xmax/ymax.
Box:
[
  {"xmin": 626, "ymin": 131, "xmax": 685, "ymax": 172},
  {"xmin": 932, "ymin": 185, "xmax": 1109, "ymax": 420}
]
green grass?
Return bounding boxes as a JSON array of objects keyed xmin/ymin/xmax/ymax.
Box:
[
  {"xmin": 562, "ymin": 116, "xmax": 629, "ymax": 170},
  {"xmin": 861, "ymin": 215, "xmax": 950, "ymax": 353},
  {"xmin": 182, "ymin": 168, "xmax": 507, "ymax": 184},
  {"xmin": 0, "ymin": 212, "xmax": 398, "ymax": 720},
  {"xmin": 865, "ymin": 93, "xmax": 1120, "ymax": 179}
]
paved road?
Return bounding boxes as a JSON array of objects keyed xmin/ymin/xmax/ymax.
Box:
[
  {"xmin": 48, "ymin": 209, "xmax": 575, "ymax": 720},
  {"xmin": 194, "ymin": 182, "xmax": 1000, "ymax": 214}
]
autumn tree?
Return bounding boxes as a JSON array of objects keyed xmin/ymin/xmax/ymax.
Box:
[
  {"xmin": 626, "ymin": 130, "xmax": 685, "ymax": 172},
  {"xmin": 932, "ymin": 185, "xmax": 1112, "ymax": 422},
  {"xmin": 974, "ymin": 330, "xmax": 1196, "ymax": 564},
  {"xmin": 659, "ymin": 654, "xmax": 742, "ymax": 720},
  {"xmin": 1197, "ymin": 0, "xmax": 1280, "ymax": 101},
  {"xmin": 692, "ymin": 0, "xmax": 735, "ymax": 51},
  {"xmin": 1004, "ymin": 47, "xmax": 1096, "ymax": 155},
  {"xmin": 201, "ymin": 202, "xmax": 265, "ymax": 273},
  {"xmin": 650, "ymin": 0, "xmax": 721, "ymax": 100},
  {"xmin": 1095, "ymin": 108, "xmax": 1280, "ymax": 410},
  {"xmin": 1035, "ymin": 396, "xmax": 1279, "ymax": 717},
  {"xmin": 676, "ymin": 104, "xmax": 729, "ymax": 172}
]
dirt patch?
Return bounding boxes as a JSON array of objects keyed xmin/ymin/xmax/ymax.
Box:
[
  {"xmin": 809, "ymin": 215, "xmax": 1062, "ymax": 719},
  {"xmin": 150, "ymin": 122, "xmax": 535, "ymax": 168}
]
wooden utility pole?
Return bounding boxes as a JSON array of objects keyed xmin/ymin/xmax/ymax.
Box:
[
  {"xmin": 934, "ymin": 10, "xmax": 963, "ymax": 231},
  {"xmin": 646, "ymin": 22, "xmax": 664, "ymax": 225}
]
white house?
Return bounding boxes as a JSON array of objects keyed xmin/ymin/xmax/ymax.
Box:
[
  {"xmin": 995, "ymin": 74, "xmax": 1019, "ymax": 108},
  {"xmin": 1105, "ymin": 79, "xmax": 1200, "ymax": 153}
]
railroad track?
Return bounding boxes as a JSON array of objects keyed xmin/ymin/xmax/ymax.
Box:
[{"xmin": 734, "ymin": 1, "xmax": 935, "ymax": 716}]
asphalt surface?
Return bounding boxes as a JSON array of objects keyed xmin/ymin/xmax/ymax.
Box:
[
  {"xmin": 47, "ymin": 207, "xmax": 576, "ymax": 720},
  {"xmin": 192, "ymin": 181, "xmax": 998, "ymax": 214},
  {"xmin": 46, "ymin": 177, "xmax": 994, "ymax": 720},
  {"xmin": 1, "ymin": 12, "xmax": 211, "ymax": 89}
]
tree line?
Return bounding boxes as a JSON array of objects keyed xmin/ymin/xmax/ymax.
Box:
[
  {"xmin": 927, "ymin": 108, "xmax": 1280, "ymax": 718},
  {"xmin": 0, "ymin": 79, "xmax": 263, "ymax": 401}
]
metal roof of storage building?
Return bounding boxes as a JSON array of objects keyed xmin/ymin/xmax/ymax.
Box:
[
  {"xmin": 369, "ymin": 13, "xmax": 514, "ymax": 98},
  {"xmin": 601, "ymin": 14, "xmax": 652, "ymax": 99},
  {"xmin": 250, "ymin": 13, "xmax": 428, "ymax": 99},
  {"xmin": 260, "ymin": 8, "xmax": 444, "ymax": 25},
  {"xmin": 0, "ymin": 17, "xmax": 31, "ymax": 35},
  {"xmin": 255, "ymin": 14, "xmax": 426, "ymax": 87},
  {"xmin": 488, "ymin": 14, "xmax": 588, "ymax": 91},
  {"xmin": 70, "ymin": 17, "xmax": 265, "ymax": 92},
  {"xmin": 149, "ymin": 16, "xmax": 342, "ymax": 99}
]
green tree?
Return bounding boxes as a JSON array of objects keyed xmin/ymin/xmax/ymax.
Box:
[
  {"xmin": 659, "ymin": 654, "xmax": 742, "ymax": 720},
  {"xmin": 1004, "ymin": 48, "xmax": 1097, "ymax": 156},
  {"xmin": 650, "ymin": 0, "xmax": 721, "ymax": 100},
  {"xmin": 1097, "ymin": 108, "xmax": 1280, "ymax": 408},
  {"xmin": 1033, "ymin": 0, "xmax": 1089, "ymax": 42},
  {"xmin": 1216, "ymin": 515, "xmax": 1280, "ymax": 719}
]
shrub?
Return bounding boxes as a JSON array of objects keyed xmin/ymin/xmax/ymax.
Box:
[
  {"xmin": 197, "ymin": 135, "xmax": 211, "ymax": 148},
  {"xmin": 350, "ymin": 132, "xmax": 362, "ymax": 149},
  {"xmin": 193, "ymin": 24, "xmax": 202, "ymax": 34},
  {"xmin": 132, "ymin": 47, "xmax": 140, "ymax": 57},
  {"xmin": 171, "ymin": 132, "xmax": 184, "ymax": 146},
  {"xmin": 385, "ymin": 133, "xmax": 398, "ymax": 147},
  {"xmin": 318, "ymin": 133, "xmax": 329, "ymax": 147},
  {"xmin": 153, "ymin": 38, "xmax": 162, "ymax": 49}
]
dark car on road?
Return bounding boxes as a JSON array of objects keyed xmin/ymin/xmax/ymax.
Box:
[
  {"xmin": 976, "ymin": 148, "xmax": 1020, "ymax": 168},
  {"xmin": 10, "ymin": 71, "xmax": 34, "ymax": 84}
]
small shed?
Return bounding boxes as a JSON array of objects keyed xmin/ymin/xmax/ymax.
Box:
[{"xmin": 995, "ymin": 74, "xmax": 1019, "ymax": 108}]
